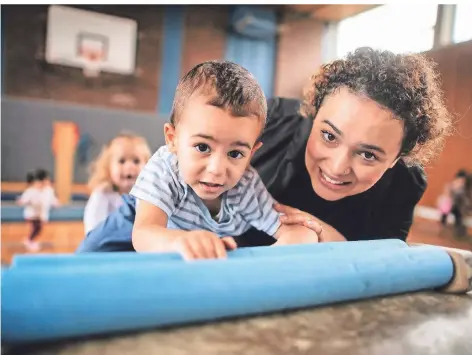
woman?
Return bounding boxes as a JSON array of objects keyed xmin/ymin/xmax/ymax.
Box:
[{"xmin": 78, "ymin": 47, "xmax": 452, "ymax": 252}]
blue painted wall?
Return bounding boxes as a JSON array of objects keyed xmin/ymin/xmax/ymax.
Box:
[
  {"xmin": 225, "ymin": 6, "xmax": 277, "ymax": 98},
  {"xmin": 158, "ymin": 6, "xmax": 185, "ymax": 116}
]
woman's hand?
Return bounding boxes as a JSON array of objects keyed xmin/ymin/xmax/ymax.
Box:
[
  {"xmin": 275, "ymin": 203, "xmax": 322, "ymax": 232},
  {"xmin": 274, "ymin": 203, "xmax": 346, "ymax": 242}
]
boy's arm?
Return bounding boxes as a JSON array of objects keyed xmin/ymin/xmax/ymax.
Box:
[
  {"xmin": 133, "ymin": 199, "xmax": 236, "ymax": 259},
  {"xmin": 132, "ymin": 199, "xmax": 184, "ymax": 253},
  {"xmin": 130, "ymin": 148, "xmax": 184, "ymax": 253}
]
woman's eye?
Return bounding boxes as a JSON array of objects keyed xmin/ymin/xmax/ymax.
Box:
[
  {"xmin": 360, "ymin": 151, "xmax": 377, "ymax": 161},
  {"xmin": 228, "ymin": 150, "xmax": 244, "ymax": 159},
  {"xmin": 194, "ymin": 143, "xmax": 210, "ymax": 153},
  {"xmin": 321, "ymin": 130, "xmax": 336, "ymax": 142}
]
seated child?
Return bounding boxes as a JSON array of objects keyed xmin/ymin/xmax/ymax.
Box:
[
  {"xmin": 131, "ymin": 60, "xmax": 320, "ymax": 260},
  {"xmin": 17, "ymin": 169, "xmax": 60, "ymax": 251},
  {"xmin": 83, "ymin": 132, "xmax": 151, "ymax": 234}
]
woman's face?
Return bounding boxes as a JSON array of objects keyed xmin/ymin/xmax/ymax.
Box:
[{"xmin": 305, "ymin": 87, "xmax": 404, "ymax": 201}]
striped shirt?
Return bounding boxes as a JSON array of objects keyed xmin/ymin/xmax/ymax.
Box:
[{"xmin": 130, "ymin": 146, "xmax": 281, "ymax": 237}]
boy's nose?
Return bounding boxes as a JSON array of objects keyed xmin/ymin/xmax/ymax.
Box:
[{"xmin": 206, "ymin": 156, "xmax": 225, "ymax": 176}]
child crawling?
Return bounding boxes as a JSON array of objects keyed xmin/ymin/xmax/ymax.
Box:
[{"xmin": 131, "ymin": 61, "xmax": 320, "ymax": 260}]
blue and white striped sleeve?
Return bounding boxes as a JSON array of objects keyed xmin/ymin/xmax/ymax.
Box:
[
  {"xmin": 238, "ymin": 168, "xmax": 281, "ymax": 236},
  {"xmin": 130, "ymin": 148, "xmax": 181, "ymax": 217}
]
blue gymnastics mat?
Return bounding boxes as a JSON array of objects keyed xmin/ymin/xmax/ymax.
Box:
[{"xmin": 1, "ymin": 203, "xmax": 85, "ymax": 222}]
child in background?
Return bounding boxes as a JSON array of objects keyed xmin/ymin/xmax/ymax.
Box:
[
  {"xmin": 84, "ymin": 132, "xmax": 151, "ymax": 234},
  {"xmin": 438, "ymin": 169, "xmax": 470, "ymax": 236},
  {"xmin": 131, "ymin": 60, "xmax": 321, "ymax": 260},
  {"xmin": 25, "ymin": 171, "xmax": 35, "ymax": 186},
  {"xmin": 437, "ymin": 184, "xmax": 453, "ymax": 226},
  {"xmin": 17, "ymin": 169, "xmax": 60, "ymax": 251}
]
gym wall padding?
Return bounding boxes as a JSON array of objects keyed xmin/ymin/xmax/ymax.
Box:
[
  {"xmin": 1, "ymin": 192, "xmax": 88, "ymax": 202},
  {"xmin": 1, "ymin": 204, "xmax": 84, "ymax": 222}
]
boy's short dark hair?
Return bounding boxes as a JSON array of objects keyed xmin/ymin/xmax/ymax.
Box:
[
  {"xmin": 170, "ymin": 60, "xmax": 267, "ymax": 126},
  {"xmin": 35, "ymin": 169, "xmax": 49, "ymax": 181}
]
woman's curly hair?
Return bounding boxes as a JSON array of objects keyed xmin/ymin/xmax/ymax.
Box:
[{"xmin": 301, "ymin": 47, "xmax": 453, "ymax": 166}]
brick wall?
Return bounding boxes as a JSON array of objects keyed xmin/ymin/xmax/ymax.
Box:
[
  {"xmin": 274, "ymin": 15, "xmax": 324, "ymax": 99},
  {"xmin": 181, "ymin": 6, "xmax": 229, "ymax": 76},
  {"xmin": 3, "ymin": 5, "xmax": 163, "ymax": 113}
]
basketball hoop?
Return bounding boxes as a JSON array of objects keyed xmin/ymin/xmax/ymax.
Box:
[{"xmin": 80, "ymin": 48, "xmax": 103, "ymax": 78}]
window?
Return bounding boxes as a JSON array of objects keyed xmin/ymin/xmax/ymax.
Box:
[
  {"xmin": 453, "ymin": 3, "xmax": 472, "ymax": 43},
  {"xmin": 336, "ymin": 4, "xmax": 438, "ymax": 58}
]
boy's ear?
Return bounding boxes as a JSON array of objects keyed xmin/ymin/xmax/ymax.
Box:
[{"xmin": 164, "ymin": 123, "xmax": 177, "ymax": 152}]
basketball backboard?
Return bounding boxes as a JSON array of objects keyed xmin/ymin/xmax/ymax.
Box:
[{"xmin": 45, "ymin": 5, "xmax": 138, "ymax": 76}]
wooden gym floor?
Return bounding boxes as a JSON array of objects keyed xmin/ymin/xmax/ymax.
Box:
[{"xmin": 1, "ymin": 217, "xmax": 471, "ymax": 266}]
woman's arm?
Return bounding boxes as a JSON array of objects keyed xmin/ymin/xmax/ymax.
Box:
[{"xmin": 273, "ymin": 224, "xmax": 321, "ymax": 245}]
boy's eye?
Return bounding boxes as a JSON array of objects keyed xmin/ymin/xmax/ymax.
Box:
[
  {"xmin": 321, "ymin": 130, "xmax": 336, "ymax": 142},
  {"xmin": 195, "ymin": 143, "xmax": 210, "ymax": 153},
  {"xmin": 118, "ymin": 158, "xmax": 126, "ymax": 164},
  {"xmin": 228, "ymin": 150, "xmax": 244, "ymax": 159},
  {"xmin": 133, "ymin": 158, "xmax": 141, "ymax": 165}
]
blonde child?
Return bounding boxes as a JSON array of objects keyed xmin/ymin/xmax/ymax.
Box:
[
  {"xmin": 17, "ymin": 169, "xmax": 60, "ymax": 251},
  {"xmin": 83, "ymin": 132, "xmax": 151, "ymax": 234},
  {"xmin": 131, "ymin": 61, "xmax": 321, "ymax": 260}
]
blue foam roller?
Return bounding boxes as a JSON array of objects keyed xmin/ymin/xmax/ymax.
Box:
[
  {"xmin": 1, "ymin": 246, "xmax": 454, "ymax": 343},
  {"xmin": 12, "ymin": 239, "xmax": 408, "ymax": 269}
]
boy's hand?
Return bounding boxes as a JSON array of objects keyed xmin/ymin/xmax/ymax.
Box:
[{"xmin": 173, "ymin": 231, "xmax": 237, "ymax": 261}]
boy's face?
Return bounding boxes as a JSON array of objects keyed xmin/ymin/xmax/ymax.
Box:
[{"xmin": 165, "ymin": 94, "xmax": 263, "ymax": 203}]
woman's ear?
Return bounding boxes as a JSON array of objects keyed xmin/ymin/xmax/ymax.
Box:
[{"xmin": 164, "ymin": 123, "xmax": 177, "ymax": 152}]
